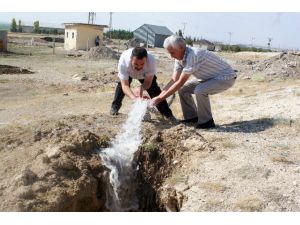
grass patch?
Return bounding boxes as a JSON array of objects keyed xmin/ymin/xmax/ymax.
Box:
[
  {"xmin": 0, "ymin": 79, "xmax": 9, "ymax": 84},
  {"xmin": 271, "ymin": 156, "xmax": 294, "ymax": 164},
  {"xmin": 251, "ymin": 74, "xmax": 265, "ymax": 82},
  {"xmin": 140, "ymin": 143, "xmax": 159, "ymax": 152},
  {"xmin": 201, "ymin": 181, "xmax": 227, "ymax": 193},
  {"xmin": 206, "ymin": 199, "xmax": 223, "ymax": 208},
  {"xmin": 165, "ymin": 171, "xmax": 188, "ymax": 186},
  {"xmin": 235, "ymin": 197, "xmax": 263, "ymax": 211},
  {"xmin": 97, "ymin": 134, "xmax": 110, "ymax": 148},
  {"xmin": 273, "ymin": 116, "xmax": 293, "ymax": 127},
  {"xmin": 221, "ymin": 139, "xmax": 237, "ymax": 149}
]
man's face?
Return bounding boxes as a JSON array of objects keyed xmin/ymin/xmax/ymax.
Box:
[
  {"xmin": 131, "ymin": 57, "xmax": 146, "ymax": 71},
  {"xmin": 166, "ymin": 45, "xmax": 185, "ymax": 60}
]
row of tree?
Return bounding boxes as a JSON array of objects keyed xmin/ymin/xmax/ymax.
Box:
[
  {"xmin": 104, "ymin": 29, "xmax": 133, "ymax": 40},
  {"xmin": 10, "ymin": 18, "xmax": 40, "ymax": 33},
  {"xmin": 10, "ymin": 18, "xmax": 22, "ymax": 32},
  {"xmin": 220, "ymin": 44, "xmax": 271, "ymax": 52},
  {"xmin": 10, "ymin": 18, "xmax": 61, "ymax": 35}
]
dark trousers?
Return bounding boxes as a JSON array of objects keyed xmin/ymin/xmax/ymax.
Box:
[{"xmin": 111, "ymin": 75, "xmax": 174, "ymax": 118}]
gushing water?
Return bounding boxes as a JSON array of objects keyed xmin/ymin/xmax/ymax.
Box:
[{"xmin": 99, "ymin": 99, "xmax": 148, "ymax": 211}]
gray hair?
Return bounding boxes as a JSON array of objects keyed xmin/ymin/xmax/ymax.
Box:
[{"xmin": 163, "ymin": 35, "xmax": 186, "ymax": 49}]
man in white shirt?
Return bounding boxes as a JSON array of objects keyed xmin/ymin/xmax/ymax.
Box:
[
  {"xmin": 150, "ymin": 35, "xmax": 236, "ymax": 129},
  {"xmin": 110, "ymin": 47, "xmax": 175, "ymax": 120}
]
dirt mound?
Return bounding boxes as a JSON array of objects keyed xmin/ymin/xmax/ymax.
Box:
[
  {"xmin": 0, "ymin": 65, "xmax": 34, "ymax": 75},
  {"xmin": 236, "ymin": 52, "xmax": 300, "ymax": 80},
  {"xmin": 254, "ymin": 52, "xmax": 300, "ymax": 78},
  {"xmin": 83, "ymin": 46, "xmax": 121, "ymax": 60},
  {"xmin": 126, "ymin": 38, "xmax": 145, "ymax": 48},
  {"xmin": 0, "ymin": 127, "xmax": 110, "ymax": 211},
  {"xmin": 134, "ymin": 124, "xmax": 214, "ymax": 211}
]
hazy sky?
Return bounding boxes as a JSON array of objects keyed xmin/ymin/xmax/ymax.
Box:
[{"xmin": 1, "ymin": 12, "xmax": 299, "ymax": 49}]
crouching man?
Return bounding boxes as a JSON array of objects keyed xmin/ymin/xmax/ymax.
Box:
[
  {"xmin": 150, "ymin": 35, "xmax": 236, "ymax": 129},
  {"xmin": 110, "ymin": 47, "xmax": 175, "ymax": 121}
]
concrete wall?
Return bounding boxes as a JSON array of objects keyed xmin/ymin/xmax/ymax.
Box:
[
  {"xmin": 76, "ymin": 26, "xmax": 103, "ymax": 51},
  {"xmin": 0, "ymin": 30, "xmax": 8, "ymax": 52},
  {"xmin": 64, "ymin": 26, "xmax": 104, "ymax": 51},
  {"xmin": 64, "ymin": 28, "xmax": 77, "ymax": 50}
]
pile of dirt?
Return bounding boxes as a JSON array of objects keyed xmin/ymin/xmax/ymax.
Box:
[
  {"xmin": 83, "ymin": 46, "xmax": 121, "ymax": 60},
  {"xmin": 254, "ymin": 52, "xmax": 300, "ymax": 78},
  {"xmin": 236, "ymin": 52, "xmax": 300, "ymax": 80},
  {"xmin": 0, "ymin": 65, "xmax": 34, "ymax": 75},
  {"xmin": 126, "ymin": 38, "xmax": 145, "ymax": 48},
  {"xmin": 134, "ymin": 124, "xmax": 214, "ymax": 211},
  {"xmin": 0, "ymin": 126, "xmax": 111, "ymax": 211}
]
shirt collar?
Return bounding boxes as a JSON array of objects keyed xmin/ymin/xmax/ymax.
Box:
[{"xmin": 181, "ymin": 46, "xmax": 190, "ymax": 63}]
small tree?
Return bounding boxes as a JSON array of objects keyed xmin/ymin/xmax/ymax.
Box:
[
  {"xmin": 33, "ymin": 21, "xmax": 40, "ymax": 33},
  {"xmin": 185, "ymin": 36, "xmax": 193, "ymax": 46},
  {"xmin": 10, "ymin": 18, "xmax": 17, "ymax": 32},
  {"xmin": 18, "ymin": 19, "xmax": 22, "ymax": 32},
  {"xmin": 178, "ymin": 29, "xmax": 183, "ymax": 37}
]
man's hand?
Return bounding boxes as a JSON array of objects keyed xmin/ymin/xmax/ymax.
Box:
[
  {"xmin": 150, "ymin": 96, "xmax": 162, "ymax": 107},
  {"xmin": 133, "ymin": 85, "xmax": 143, "ymax": 98}
]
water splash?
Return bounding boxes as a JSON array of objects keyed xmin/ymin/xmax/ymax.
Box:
[{"xmin": 99, "ymin": 99, "xmax": 148, "ymax": 211}]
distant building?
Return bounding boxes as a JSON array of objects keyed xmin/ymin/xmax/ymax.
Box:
[
  {"xmin": 194, "ymin": 39, "xmax": 215, "ymax": 51},
  {"xmin": 63, "ymin": 23, "xmax": 108, "ymax": 51},
  {"xmin": 133, "ymin": 24, "xmax": 173, "ymax": 48},
  {"xmin": 0, "ymin": 30, "xmax": 7, "ymax": 52},
  {"xmin": 22, "ymin": 25, "xmax": 65, "ymax": 34}
]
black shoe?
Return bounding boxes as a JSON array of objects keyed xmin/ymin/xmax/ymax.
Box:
[
  {"xmin": 165, "ymin": 115, "xmax": 177, "ymax": 122},
  {"xmin": 110, "ymin": 108, "xmax": 119, "ymax": 115},
  {"xmin": 180, "ymin": 117, "xmax": 198, "ymax": 123},
  {"xmin": 196, "ymin": 119, "xmax": 216, "ymax": 129}
]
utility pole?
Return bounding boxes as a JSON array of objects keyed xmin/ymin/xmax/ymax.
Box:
[
  {"xmin": 88, "ymin": 12, "xmax": 96, "ymax": 24},
  {"xmin": 251, "ymin": 36, "xmax": 255, "ymax": 48},
  {"xmin": 109, "ymin": 12, "xmax": 113, "ymax": 39},
  {"xmin": 228, "ymin": 32, "xmax": 232, "ymax": 46},
  {"xmin": 109, "ymin": 12, "xmax": 113, "ymax": 31},
  {"xmin": 182, "ymin": 22, "xmax": 187, "ymax": 36},
  {"xmin": 267, "ymin": 37, "xmax": 273, "ymax": 49}
]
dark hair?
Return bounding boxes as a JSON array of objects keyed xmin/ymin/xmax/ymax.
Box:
[{"xmin": 131, "ymin": 47, "xmax": 148, "ymax": 59}]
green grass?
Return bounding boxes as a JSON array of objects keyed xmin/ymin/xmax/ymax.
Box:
[
  {"xmin": 0, "ymin": 79, "xmax": 9, "ymax": 84},
  {"xmin": 140, "ymin": 143, "xmax": 159, "ymax": 152}
]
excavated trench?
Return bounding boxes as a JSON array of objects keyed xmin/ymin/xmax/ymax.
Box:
[
  {"xmin": 3, "ymin": 114, "xmax": 209, "ymax": 211},
  {"xmin": 96, "ymin": 131, "xmax": 175, "ymax": 212},
  {"xmin": 0, "ymin": 65, "xmax": 34, "ymax": 75}
]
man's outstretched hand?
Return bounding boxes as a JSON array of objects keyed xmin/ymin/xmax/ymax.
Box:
[{"xmin": 149, "ymin": 96, "xmax": 162, "ymax": 107}]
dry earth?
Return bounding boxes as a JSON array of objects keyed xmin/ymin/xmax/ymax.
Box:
[{"xmin": 0, "ymin": 33, "xmax": 299, "ymax": 211}]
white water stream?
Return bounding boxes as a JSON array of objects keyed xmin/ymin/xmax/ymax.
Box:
[{"xmin": 99, "ymin": 99, "xmax": 148, "ymax": 211}]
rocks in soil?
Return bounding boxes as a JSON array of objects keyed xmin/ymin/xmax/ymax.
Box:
[{"xmin": 83, "ymin": 46, "xmax": 121, "ymax": 60}]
